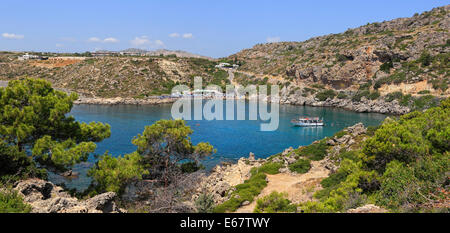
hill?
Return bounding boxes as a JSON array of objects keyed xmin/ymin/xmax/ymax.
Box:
[{"xmin": 227, "ymin": 5, "xmax": 449, "ymax": 110}]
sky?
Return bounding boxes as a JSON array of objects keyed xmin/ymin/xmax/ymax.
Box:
[{"xmin": 0, "ymin": 0, "xmax": 448, "ymax": 58}]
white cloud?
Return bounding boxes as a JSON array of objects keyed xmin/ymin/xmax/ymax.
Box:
[
  {"xmin": 55, "ymin": 43, "xmax": 64, "ymax": 48},
  {"xmin": 154, "ymin": 40, "xmax": 164, "ymax": 47},
  {"xmin": 2, "ymin": 33, "xmax": 24, "ymax": 40},
  {"xmin": 88, "ymin": 37, "xmax": 119, "ymax": 43},
  {"xmin": 88, "ymin": 37, "xmax": 101, "ymax": 42},
  {"xmin": 266, "ymin": 36, "xmax": 281, "ymax": 43},
  {"xmin": 169, "ymin": 33, "xmax": 180, "ymax": 38},
  {"xmin": 129, "ymin": 36, "xmax": 164, "ymax": 48},
  {"xmin": 182, "ymin": 33, "xmax": 193, "ymax": 39},
  {"xmin": 130, "ymin": 36, "xmax": 150, "ymax": 47},
  {"xmin": 103, "ymin": 37, "xmax": 119, "ymax": 43}
]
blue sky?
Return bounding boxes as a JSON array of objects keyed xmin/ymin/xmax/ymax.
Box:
[{"xmin": 0, "ymin": 0, "xmax": 448, "ymax": 58}]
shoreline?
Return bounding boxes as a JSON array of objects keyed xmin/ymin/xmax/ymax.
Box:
[{"xmin": 74, "ymin": 95, "xmax": 410, "ymax": 115}]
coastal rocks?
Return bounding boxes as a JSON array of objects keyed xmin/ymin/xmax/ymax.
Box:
[
  {"xmin": 193, "ymin": 154, "xmax": 266, "ymax": 205},
  {"xmin": 74, "ymin": 96, "xmax": 178, "ymax": 105},
  {"xmin": 347, "ymin": 204, "xmax": 387, "ymax": 213},
  {"xmin": 280, "ymin": 91, "xmax": 410, "ymax": 115},
  {"xmin": 14, "ymin": 179, "xmax": 124, "ymax": 213}
]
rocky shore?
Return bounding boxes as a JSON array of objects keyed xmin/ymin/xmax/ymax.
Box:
[
  {"xmin": 12, "ymin": 179, "xmax": 124, "ymax": 213},
  {"xmin": 279, "ymin": 91, "xmax": 410, "ymax": 115},
  {"xmin": 74, "ymin": 93, "xmax": 410, "ymax": 115},
  {"xmin": 74, "ymin": 96, "xmax": 178, "ymax": 105}
]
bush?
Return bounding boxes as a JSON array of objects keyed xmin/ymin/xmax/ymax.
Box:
[
  {"xmin": 296, "ymin": 140, "xmax": 329, "ymax": 161},
  {"xmin": 368, "ymin": 91, "xmax": 380, "ymax": 100},
  {"xmin": 385, "ymin": 91, "xmax": 403, "ymax": 102},
  {"xmin": 352, "ymin": 90, "xmax": 370, "ymax": 102},
  {"xmin": 288, "ymin": 159, "xmax": 311, "ymax": 173},
  {"xmin": 88, "ymin": 152, "xmax": 149, "ymax": 194},
  {"xmin": 379, "ymin": 61, "xmax": 393, "ymax": 73},
  {"xmin": 195, "ymin": 193, "xmax": 215, "ymax": 213},
  {"xmin": 253, "ymin": 162, "xmax": 282, "ymax": 175},
  {"xmin": 337, "ymin": 91, "xmax": 348, "ymax": 99},
  {"xmin": 254, "ymin": 192, "xmax": 297, "ymax": 213},
  {"xmin": 315, "ymin": 90, "xmax": 336, "ymax": 101},
  {"xmin": 180, "ymin": 161, "xmax": 205, "ymax": 173},
  {"xmin": 0, "ymin": 189, "xmax": 31, "ymax": 213},
  {"xmin": 214, "ymin": 172, "xmax": 268, "ymax": 213},
  {"xmin": 0, "ymin": 141, "xmax": 47, "ymax": 183}
]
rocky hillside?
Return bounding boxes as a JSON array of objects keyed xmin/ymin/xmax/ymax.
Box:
[
  {"xmin": 11, "ymin": 179, "xmax": 124, "ymax": 213},
  {"xmin": 229, "ymin": 5, "xmax": 449, "ymax": 100},
  {"xmin": 0, "ymin": 53, "xmax": 229, "ymax": 98}
]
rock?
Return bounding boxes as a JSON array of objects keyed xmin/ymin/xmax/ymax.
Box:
[
  {"xmin": 347, "ymin": 204, "xmax": 387, "ymax": 213},
  {"xmin": 326, "ymin": 139, "xmax": 336, "ymax": 146},
  {"xmin": 248, "ymin": 152, "xmax": 255, "ymax": 161},
  {"xmin": 84, "ymin": 192, "xmax": 121, "ymax": 213},
  {"xmin": 60, "ymin": 170, "xmax": 79, "ymax": 178},
  {"xmin": 14, "ymin": 179, "xmax": 124, "ymax": 213},
  {"xmin": 241, "ymin": 201, "xmax": 250, "ymax": 206}
]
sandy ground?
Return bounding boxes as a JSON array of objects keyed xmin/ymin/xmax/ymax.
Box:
[{"xmin": 235, "ymin": 160, "xmax": 330, "ymax": 213}]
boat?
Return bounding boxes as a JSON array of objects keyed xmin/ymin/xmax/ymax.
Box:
[{"xmin": 291, "ymin": 117, "xmax": 324, "ymax": 127}]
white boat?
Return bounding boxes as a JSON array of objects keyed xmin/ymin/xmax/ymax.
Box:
[{"xmin": 291, "ymin": 117, "xmax": 324, "ymax": 127}]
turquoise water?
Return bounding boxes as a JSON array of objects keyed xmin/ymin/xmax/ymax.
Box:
[{"xmin": 50, "ymin": 101, "xmax": 386, "ymax": 190}]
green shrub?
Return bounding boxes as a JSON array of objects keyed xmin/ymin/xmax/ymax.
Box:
[
  {"xmin": 253, "ymin": 162, "xmax": 282, "ymax": 175},
  {"xmin": 368, "ymin": 91, "xmax": 380, "ymax": 100},
  {"xmin": 195, "ymin": 193, "xmax": 215, "ymax": 213},
  {"xmin": 0, "ymin": 141, "xmax": 46, "ymax": 184},
  {"xmin": 0, "ymin": 189, "xmax": 31, "ymax": 213},
  {"xmin": 333, "ymin": 130, "xmax": 347, "ymax": 139},
  {"xmin": 180, "ymin": 161, "xmax": 205, "ymax": 173},
  {"xmin": 337, "ymin": 91, "xmax": 348, "ymax": 99},
  {"xmin": 315, "ymin": 90, "xmax": 336, "ymax": 101},
  {"xmin": 352, "ymin": 90, "xmax": 370, "ymax": 102},
  {"xmin": 385, "ymin": 91, "xmax": 403, "ymax": 102},
  {"xmin": 213, "ymin": 172, "xmax": 268, "ymax": 213},
  {"xmin": 417, "ymin": 90, "xmax": 431, "ymax": 94},
  {"xmin": 379, "ymin": 61, "xmax": 393, "ymax": 73},
  {"xmin": 296, "ymin": 140, "xmax": 329, "ymax": 161},
  {"xmin": 412, "ymin": 95, "xmax": 438, "ymax": 110},
  {"xmin": 288, "ymin": 159, "xmax": 311, "ymax": 173},
  {"xmin": 254, "ymin": 192, "xmax": 297, "ymax": 213}
]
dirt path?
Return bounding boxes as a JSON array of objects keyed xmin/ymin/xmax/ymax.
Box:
[{"xmin": 235, "ymin": 160, "xmax": 330, "ymax": 213}]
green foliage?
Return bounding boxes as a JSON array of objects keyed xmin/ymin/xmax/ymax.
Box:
[
  {"xmin": 180, "ymin": 161, "xmax": 205, "ymax": 173},
  {"xmin": 252, "ymin": 162, "xmax": 282, "ymax": 175},
  {"xmin": 88, "ymin": 152, "xmax": 148, "ymax": 194},
  {"xmin": 337, "ymin": 91, "xmax": 348, "ymax": 99},
  {"xmin": 288, "ymin": 158, "xmax": 311, "ymax": 173},
  {"xmin": 213, "ymin": 172, "xmax": 268, "ymax": 213},
  {"xmin": 333, "ymin": 130, "xmax": 347, "ymax": 139},
  {"xmin": 379, "ymin": 61, "xmax": 393, "ymax": 73},
  {"xmin": 315, "ymin": 89, "xmax": 336, "ymax": 101},
  {"xmin": 295, "ymin": 140, "xmax": 329, "ymax": 161},
  {"xmin": 0, "ymin": 141, "xmax": 46, "ymax": 183},
  {"xmin": 376, "ymin": 154, "xmax": 449, "ymax": 210},
  {"xmin": 384, "ymin": 91, "xmax": 403, "ymax": 102},
  {"xmin": 254, "ymin": 192, "xmax": 297, "ymax": 213},
  {"xmin": 0, "ymin": 78, "xmax": 110, "ymax": 172},
  {"xmin": 195, "ymin": 193, "xmax": 215, "ymax": 213},
  {"xmin": 300, "ymin": 98, "xmax": 450, "ymax": 212},
  {"xmin": 418, "ymin": 51, "xmax": 432, "ymax": 67},
  {"xmin": 0, "ymin": 189, "xmax": 31, "ymax": 213}
]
